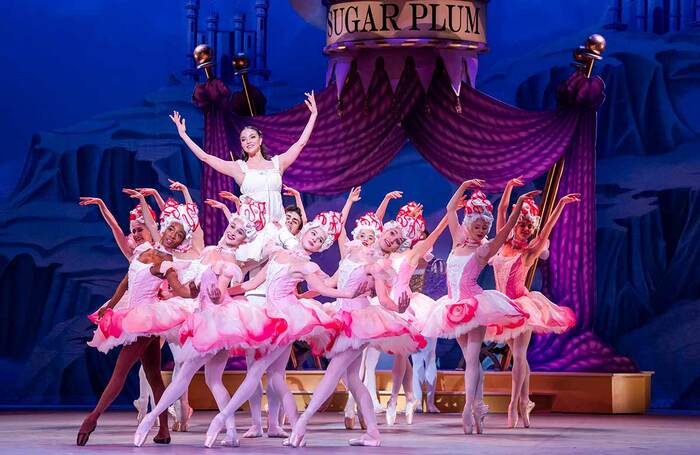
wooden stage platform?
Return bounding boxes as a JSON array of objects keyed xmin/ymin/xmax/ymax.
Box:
[{"xmin": 163, "ymin": 370, "xmax": 653, "ymax": 414}]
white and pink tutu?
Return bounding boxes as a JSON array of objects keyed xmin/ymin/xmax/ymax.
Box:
[
  {"xmin": 178, "ymin": 262, "xmax": 287, "ymax": 358},
  {"xmin": 422, "ymin": 243, "xmax": 528, "ymax": 339},
  {"xmin": 385, "ymin": 253, "xmax": 436, "ymax": 332},
  {"xmin": 87, "ymin": 256, "xmax": 190, "ymax": 353},
  {"xmin": 485, "ymin": 252, "xmax": 576, "ymax": 342},
  {"xmin": 262, "ymin": 257, "xmax": 342, "ymax": 355},
  {"xmin": 328, "ymin": 257, "xmax": 426, "ymax": 357}
]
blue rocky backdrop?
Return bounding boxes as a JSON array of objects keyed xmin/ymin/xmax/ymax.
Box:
[{"xmin": 0, "ymin": 1, "xmax": 698, "ymax": 410}]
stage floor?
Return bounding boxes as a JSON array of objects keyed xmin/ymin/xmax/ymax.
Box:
[{"xmin": 0, "ymin": 411, "xmax": 698, "ymax": 454}]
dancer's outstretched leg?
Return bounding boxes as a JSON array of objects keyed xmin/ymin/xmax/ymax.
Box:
[
  {"xmin": 134, "ymin": 352, "xmax": 210, "ymax": 446},
  {"xmin": 205, "ymin": 346, "xmax": 289, "ymax": 447},
  {"xmin": 363, "ymin": 348, "xmax": 383, "ymax": 412},
  {"xmin": 515, "ymin": 329, "xmax": 534, "ymax": 427},
  {"xmin": 401, "ymin": 356, "xmax": 418, "ymax": 423},
  {"xmin": 288, "ymin": 349, "xmax": 363, "ymax": 447},
  {"xmin": 77, "ymin": 336, "xmax": 153, "ymax": 446},
  {"xmin": 243, "ymin": 351, "xmax": 264, "ymax": 438},
  {"xmin": 266, "ymin": 345, "xmax": 295, "ymax": 437}
]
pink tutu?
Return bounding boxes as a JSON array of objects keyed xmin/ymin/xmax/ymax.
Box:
[
  {"xmin": 267, "ymin": 298, "xmax": 341, "ymax": 356},
  {"xmin": 486, "ymin": 292, "xmax": 575, "ymax": 342},
  {"xmin": 422, "ymin": 290, "xmax": 528, "ymax": 339},
  {"xmin": 178, "ymin": 296, "xmax": 287, "ymax": 359},
  {"xmin": 329, "ymin": 305, "xmax": 426, "ymax": 357}
]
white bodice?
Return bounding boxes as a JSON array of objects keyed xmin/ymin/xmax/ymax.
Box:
[{"xmin": 237, "ymin": 155, "xmax": 284, "ymax": 223}]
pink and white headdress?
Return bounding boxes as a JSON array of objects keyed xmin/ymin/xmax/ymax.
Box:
[
  {"xmin": 395, "ymin": 202, "xmax": 427, "ymax": 251},
  {"xmin": 300, "ymin": 211, "xmax": 342, "ymax": 253},
  {"xmin": 129, "ymin": 204, "xmax": 156, "ymax": 230},
  {"xmin": 515, "ymin": 197, "xmax": 541, "ymax": 229},
  {"xmin": 218, "ymin": 213, "xmax": 258, "ymax": 248},
  {"xmin": 238, "ymin": 196, "xmax": 267, "ymax": 232},
  {"xmin": 351, "ymin": 212, "xmax": 383, "ymax": 240},
  {"xmin": 159, "ymin": 198, "xmax": 200, "ymax": 252},
  {"xmin": 462, "ymin": 191, "xmax": 494, "ymax": 231},
  {"xmin": 382, "ymin": 220, "xmax": 413, "ymax": 253}
]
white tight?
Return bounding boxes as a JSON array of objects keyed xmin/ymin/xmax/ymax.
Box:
[
  {"xmin": 294, "ymin": 348, "xmax": 379, "ymax": 439},
  {"xmin": 217, "ymin": 345, "xmax": 296, "ymax": 439},
  {"xmin": 456, "ymin": 326, "xmax": 486, "ymax": 417},
  {"xmin": 508, "ymin": 329, "xmax": 533, "ymax": 408},
  {"xmin": 388, "ymin": 354, "xmax": 415, "ymax": 406},
  {"xmin": 138, "ymin": 349, "xmax": 231, "ymax": 429},
  {"xmin": 411, "ymin": 337, "xmax": 438, "ymax": 407},
  {"xmin": 344, "ymin": 347, "xmax": 382, "ymax": 417}
]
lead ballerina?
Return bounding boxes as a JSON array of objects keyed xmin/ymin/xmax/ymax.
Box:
[
  {"xmin": 486, "ymin": 176, "xmax": 579, "ymax": 428},
  {"xmin": 422, "ymin": 180, "xmax": 535, "ymax": 435}
]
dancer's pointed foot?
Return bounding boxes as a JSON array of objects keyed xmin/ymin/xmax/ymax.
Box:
[
  {"xmin": 169, "ymin": 403, "xmax": 181, "ymax": 432},
  {"xmin": 405, "ymin": 399, "xmax": 419, "ymax": 425},
  {"xmin": 507, "ymin": 402, "xmax": 519, "ymax": 429},
  {"xmin": 76, "ymin": 414, "xmax": 98, "ymax": 446},
  {"xmin": 349, "ymin": 433, "xmax": 381, "ymax": 447},
  {"xmin": 204, "ymin": 413, "xmax": 227, "ymax": 448},
  {"xmin": 473, "ymin": 402, "xmax": 489, "ymax": 435},
  {"xmin": 373, "ymin": 404, "xmax": 386, "ymax": 414},
  {"xmin": 520, "ymin": 400, "xmax": 535, "ymax": 428},
  {"xmin": 134, "ymin": 413, "xmax": 157, "ymax": 446},
  {"xmin": 134, "ymin": 398, "xmax": 148, "ymax": 423},
  {"xmin": 344, "ymin": 415, "xmax": 355, "ymax": 430},
  {"xmin": 242, "ymin": 424, "xmax": 263, "ymax": 438},
  {"xmin": 385, "ymin": 399, "xmax": 397, "ymax": 426},
  {"xmin": 461, "ymin": 408, "xmax": 474, "ymax": 435},
  {"xmin": 179, "ymin": 403, "xmax": 193, "ymax": 432},
  {"xmin": 283, "ymin": 431, "xmax": 306, "ymax": 448}
]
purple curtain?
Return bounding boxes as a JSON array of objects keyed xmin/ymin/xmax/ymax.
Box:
[{"xmin": 193, "ymin": 67, "xmax": 636, "ymax": 372}]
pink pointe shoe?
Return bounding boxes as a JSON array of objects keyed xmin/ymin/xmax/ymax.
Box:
[
  {"xmin": 473, "ymin": 402, "xmax": 489, "ymax": 434},
  {"xmin": 349, "ymin": 434, "xmax": 381, "ymax": 447},
  {"xmin": 283, "ymin": 431, "xmax": 306, "ymax": 448},
  {"xmin": 205, "ymin": 413, "xmax": 238, "ymax": 448}
]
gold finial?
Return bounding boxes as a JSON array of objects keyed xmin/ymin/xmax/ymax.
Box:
[
  {"xmin": 572, "ymin": 34, "xmax": 606, "ymax": 78},
  {"xmin": 193, "ymin": 44, "xmax": 214, "ymax": 79}
]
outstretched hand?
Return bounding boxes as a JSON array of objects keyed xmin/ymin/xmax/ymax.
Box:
[
  {"xmin": 517, "ymin": 190, "xmax": 542, "ymax": 203},
  {"xmin": 348, "ymin": 186, "xmax": 362, "ymax": 203},
  {"xmin": 560, "ymin": 193, "xmax": 581, "ymax": 205},
  {"xmin": 385, "ymin": 190, "xmax": 403, "ymax": 200},
  {"xmin": 122, "ymin": 188, "xmax": 145, "ymax": 201},
  {"xmin": 507, "ymin": 176, "xmax": 525, "ymax": 188},
  {"xmin": 304, "ymin": 91, "xmax": 317, "ymax": 115},
  {"xmin": 462, "ymin": 179, "xmax": 485, "ymax": 189},
  {"xmin": 135, "ymin": 187, "xmax": 158, "ymax": 197},
  {"xmin": 219, "ymin": 191, "xmax": 240, "ymax": 204},
  {"xmin": 169, "ymin": 111, "xmax": 187, "ymax": 134},
  {"xmin": 204, "ymin": 198, "xmax": 226, "ymax": 210},
  {"xmin": 79, "ymin": 197, "xmax": 104, "ymax": 207},
  {"xmin": 283, "ymin": 184, "xmax": 300, "ymax": 198},
  {"xmin": 168, "ymin": 179, "xmax": 187, "ymax": 193},
  {"xmin": 208, "ymin": 284, "xmax": 222, "ymax": 304}
]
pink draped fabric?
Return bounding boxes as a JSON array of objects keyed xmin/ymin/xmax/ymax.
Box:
[{"xmin": 192, "ymin": 66, "xmax": 636, "ymax": 372}]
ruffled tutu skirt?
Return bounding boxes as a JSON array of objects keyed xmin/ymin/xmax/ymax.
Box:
[
  {"xmin": 398, "ymin": 292, "xmax": 435, "ymax": 332},
  {"xmin": 235, "ymin": 222, "xmax": 281, "ymax": 263},
  {"xmin": 267, "ymin": 299, "xmax": 342, "ymax": 355},
  {"xmin": 87, "ymin": 299, "xmax": 190, "ymax": 354},
  {"xmin": 328, "ymin": 305, "xmax": 427, "ymax": 357},
  {"xmin": 422, "ymin": 290, "xmax": 528, "ymax": 339},
  {"xmin": 178, "ymin": 297, "xmax": 288, "ymax": 360},
  {"xmin": 485, "ymin": 291, "xmax": 575, "ymax": 342}
]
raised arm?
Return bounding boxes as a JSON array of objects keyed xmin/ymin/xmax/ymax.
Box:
[
  {"xmin": 283, "ymin": 185, "xmax": 308, "ymax": 224},
  {"xmin": 168, "ymin": 179, "xmax": 194, "ymax": 205},
  {"xmin": 219, "ymin": 191, "xmax": 242, "ymax": 212},
  {"xmin": 447, "ymin": 179, "xmax": 484, "ymax": 247},
  {"xmin": 497, "ymin": 176, "xmax": 523, "ymax": 232},
  {"xmin": 170, "ymin": 111, "xmax": 245, "ymax": 184},
  {"xmin": 410, "ymin": 213, "xmax": 449, "ymax": 266},
  {"xmin": 79, "ymin": 197, "xmax": 132, "ymax": 259},
  {"xmin": 375, "ymin": 190, "xmax": 403, "ymax": 223},
  {"xmin": 205, "ymin": 198, "xmax": 233, "ymax": 221},
  {"xmin": 135, "ymin": 188, "xmax": 166, "ymax": 211},
  {"xmin": 278, "ymin": 92, "xmax": 318, "ymax": 172},
  {"xmin": 338, "ymin": 186, "xmax": 362, "ymax": 258},
  {"xmin": 123, "ymin": 189, "xmax": 161, "ymax": 242},
  {"xmin": 488, "ymin": 190, "xmax": 542, "ymax": 258},
  {"xmin": 525, "ymin": 193, "xmax": 580, "ymax": 262}
]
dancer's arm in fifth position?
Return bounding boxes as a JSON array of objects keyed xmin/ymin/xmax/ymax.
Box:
[
  {"xmin": 123, "ymin": 188, "xmax": 161, "ymax": 243},
  {"xmin": 446, "ymin": 179, "xmax": 485, "ymax": 248},
  {"xmin": 523, "ymin": 193, "xmax": 580, "ymax": 267},
  {"xmin": 338, "ymin": 186, "xmax": 362, "ymax": 258},
  {"xmin": 278, "ymin": 92, "xmax": 318, "ymax": 172},
  {"xmin": 205, "ymin": 199, "xmax": 233, "ymax": 221},
  {"xmin": 374, "ymin": 190, "xmax": 403, "ymax": 223},
  {"xmin": 496, "ymin": 176, "xmax": 524, "ymax": 232},
  {"xmin": 283, "ymin": 185, "xmax": 308, "ymax": 224}
]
